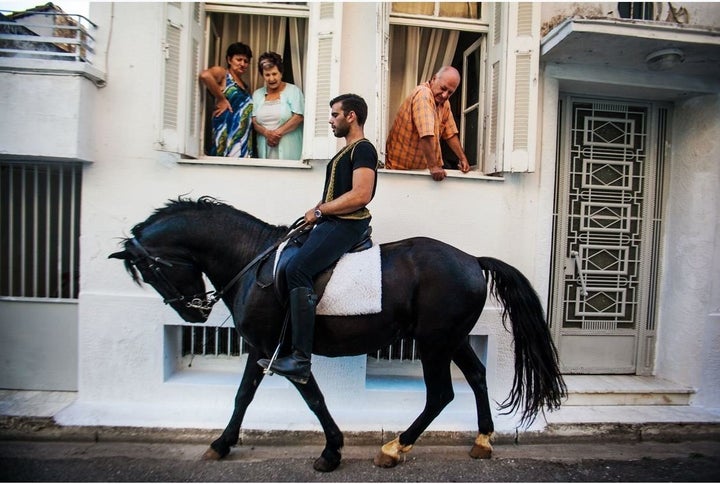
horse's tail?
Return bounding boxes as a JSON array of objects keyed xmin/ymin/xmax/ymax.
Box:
[{"xmin": 477, "ymin": 256, "xmax": 567, "ymax": 427}]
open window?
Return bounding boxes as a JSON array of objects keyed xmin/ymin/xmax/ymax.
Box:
[
  {"xmin": 202, "ymin": 5, "xmax": 309, "ymax": 159},
  {"xmin": 380, "ymin": 2, "xmax": 540, "ymax": 175},
  {"xmin": 157, "ymin": 2, "xmax": 343, "ymax": 163},
  {"xmin": 383, "ymin": 2, "xmax": 486, "ymax": 171}
]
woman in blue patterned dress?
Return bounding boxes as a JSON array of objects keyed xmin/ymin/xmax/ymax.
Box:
[{"xmin": 199, "ymin": 42, "xmax": 254, "ymax": 157}]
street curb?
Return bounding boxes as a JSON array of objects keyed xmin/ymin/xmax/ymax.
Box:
[{"xmin": 2, "ymin": 416, "xmax": 719, "ymax": 446}]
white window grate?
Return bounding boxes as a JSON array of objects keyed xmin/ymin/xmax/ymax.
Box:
[{"xmin": 180, "ymin": 324, "xmax": 420, "ymax": 362}]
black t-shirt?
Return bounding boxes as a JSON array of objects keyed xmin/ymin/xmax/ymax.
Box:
[{"xmin": 321, "ymin": 139, "xmax": 378, "ymax": 219}]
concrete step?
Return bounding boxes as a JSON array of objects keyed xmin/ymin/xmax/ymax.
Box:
[{"xmin": 563, "ymin": 375, "xmax": 694, "ymax": 406}]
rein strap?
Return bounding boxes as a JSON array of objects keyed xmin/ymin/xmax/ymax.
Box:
[{"xmin": 200, "ymin": 219, "xmax": 311, "ymax": 309}]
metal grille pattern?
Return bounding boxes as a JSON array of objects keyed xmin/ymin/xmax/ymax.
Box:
[
  {"xmin": 372, "ymin": 337, "xmax": 419, "ymax": 362},
  {"xmin": 180, "ymin": 324, "xmax": 420, "ymax": 362},
  {"xmin": 182, "ymin": 325, "xmax": 247, "ymax": 357},
  {"xmin": 563, "ymin": 102, "xmax": 648, "ymax": 331}
]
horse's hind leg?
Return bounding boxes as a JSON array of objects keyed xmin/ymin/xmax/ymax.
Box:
[
  {"xmin": 290, "ymin": 374, "xmax": 344, "ymax": 472},
  {"xmin": 453, "ymin": 340, "xmax": 494, "ymax": 459},
  {"xmin": 374, "ymin": 354, "xmax": 454, "ymax": 468},
  {"xmin": 203, "ymin": 347, "xmax": 265, "ymax": 460}
]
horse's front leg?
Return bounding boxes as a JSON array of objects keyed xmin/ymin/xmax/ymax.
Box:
[
  {"xmin": 290, "ymin": 374, "xmax": 344, "ymax": 472},
  {"xmin": 202, "ymin": 346, "xmax": 265, "ymax": 460}
]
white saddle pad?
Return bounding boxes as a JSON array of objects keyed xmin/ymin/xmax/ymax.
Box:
[{"xmin": 274, "ymin": 243, "xmax": 382, "ymax": 316}]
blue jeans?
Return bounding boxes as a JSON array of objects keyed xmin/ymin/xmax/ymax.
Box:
[{"xmin": 285, "ymin": 217, "xmax": 371, "ymax": 291}]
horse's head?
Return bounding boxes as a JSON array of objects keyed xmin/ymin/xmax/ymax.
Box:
[
  {"xmin": 109, "ymin": 236, "xmax": 210, "ymax": 323},
  {"xmin": 110, "ymin": 196, "xmax": 285, "ymax": 323}
]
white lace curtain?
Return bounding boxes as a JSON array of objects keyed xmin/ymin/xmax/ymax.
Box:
[
  {"xmin": 209, "ymin": 13, "xmax": 307, "ymax": 93},
  {"xmin": 388, "ymin": 25, "xmax": 459, "ymax": 119}
]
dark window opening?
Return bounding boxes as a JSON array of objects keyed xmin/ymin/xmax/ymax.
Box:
[
  {"xmin": 618, "ymin": 2, "xmax": 654, "ymax": 20},
  {"xmin": 0, "ymin": 161, "xmax": 81, "ymax": 299}
]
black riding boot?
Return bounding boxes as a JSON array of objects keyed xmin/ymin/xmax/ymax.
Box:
[{"xmin": 258, "ymin": 287, "xmax": 316, "ymax": 384}]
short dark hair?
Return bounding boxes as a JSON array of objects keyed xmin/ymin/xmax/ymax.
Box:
[
  {"xmin": 226, "ymin": 42, "xmax": 252, "ymax": 61},
  {"xmin": 257, "ymin": 51, "xmax": 283, "ymax": 75},
  {"xmin": 330, "ymin": 93, "xmax": 368, "ymax": 126}
]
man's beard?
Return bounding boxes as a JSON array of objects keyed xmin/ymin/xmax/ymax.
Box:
[{"xmin": 333, "ymin": 124, "xmax": 349, "ymax": 138}]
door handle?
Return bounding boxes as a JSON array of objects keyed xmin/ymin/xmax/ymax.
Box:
[{"xmin": 569, "ymin": 250, "xmax": 589, "ymax": 298}]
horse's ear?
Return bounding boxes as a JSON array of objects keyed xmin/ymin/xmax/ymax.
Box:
[{"xmin": 109, "ymin": 250, "xmax": 129, "ymax": 260}]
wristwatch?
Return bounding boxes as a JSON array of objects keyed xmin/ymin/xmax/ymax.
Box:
[{"xmin": 314, "ymin": 208, "xmax": 323, "ymax": 219}]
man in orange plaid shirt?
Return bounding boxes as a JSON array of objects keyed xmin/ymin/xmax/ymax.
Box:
[{"xmin": 385, "ymin": 66, "xmax": 471, "ymax": 181}]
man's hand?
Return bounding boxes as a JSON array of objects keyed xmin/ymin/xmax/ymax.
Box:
[
  {"xmin": 304, "ymin": 206, "xmax": 321, "ymax": 224},
  {"xmin": 458, "ymin": 158, "xmax": 470, "ymax": 173},
  {"xmin": 429, "ymin": 165, "xmax": 446, "ymax": 181}
]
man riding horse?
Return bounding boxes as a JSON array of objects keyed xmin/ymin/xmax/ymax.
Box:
[{"xmin": 258, "ymin": 93, "xmax": 379, "ymax": 384}]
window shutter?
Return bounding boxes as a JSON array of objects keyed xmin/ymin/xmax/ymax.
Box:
[
  {"xmin": 483, "ymin": 2, "xmax": 505, "ymax": 174},
  {"xmin": 184, "ymin": 2, "xmax": 204, "ymax": 158},
  {"xmin": 158, "ymin": 2, "xmax": 203, "ymax": 158},
  {"xmin": 302, "ymin": 2, "xmax": 343, "ymax": 160},
  {"xmin": 159, "ymin": 2, "xmax": 184, "ymax": 153},
  {"xmin": 484, "ymin": 2, "xmax": 540, "ymax": 173},
  {"xmin": 376, "ymin": 2, "xmax": 391, "ymax": 163}
]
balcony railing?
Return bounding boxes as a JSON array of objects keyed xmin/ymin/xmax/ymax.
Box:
[
  {"xmin": 1, "ymin": 8, "xmax": 97, "ymax": 60},
  {"xmin": 0, "ymin": 8, "xmax": 104, "ymax": 85}
]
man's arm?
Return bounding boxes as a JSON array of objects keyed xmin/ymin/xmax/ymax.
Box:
[
  {"xmin": 420, "ymin": 135, "xmax": 446, "ymax": 181},
  {"xmin": 444, "ymin": 135, "xmax": 470, "ymax": 173},
  {"xmin": 305, "ymin": 168, "xmax": 375, "ymax": 223}
]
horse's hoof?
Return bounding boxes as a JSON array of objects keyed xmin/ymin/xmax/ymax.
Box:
[
  {"xmin": 201, "ymin": 447, "xmax": 222, "ymax": 460},
  {"xmin": 469, "ymin": 433, "xmax": 493, "ymax": 459},
  {"xmin": 469, "ymin": 445, "xmax": 492, "ymax": 459},
  {"xmin": 373, "ymin": 437, "xmax": 413, "ymax": 468},
  {"xmin": 313, "ymin": 455, "xmax": 340, "ymax": 472},
  {"xmin": 373, "ymin": 451, "xmax": 399, "ymax": 468}
]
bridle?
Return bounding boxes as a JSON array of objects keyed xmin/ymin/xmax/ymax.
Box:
[
  {"xmin": 128, "ymin": 238, "xmax": 212, "ymax": 312},
  {"xmin": 128, "ymin": 218, "xmax": 311, "ymax": 318}
]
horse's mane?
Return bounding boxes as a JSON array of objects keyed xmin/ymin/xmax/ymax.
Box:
[{"xmin": 130, "ymin": 195, "xmax": 287, "ymax": 238}]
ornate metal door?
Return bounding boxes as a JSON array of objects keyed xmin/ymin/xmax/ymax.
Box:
[{"xmin": 549, "ymin": 98, "xmax": 668, "ymax": 374}]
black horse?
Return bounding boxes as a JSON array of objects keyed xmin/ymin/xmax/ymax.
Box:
[{"xmin": 110, "ymin": 196, "xmax": 566, "ymax": 472}]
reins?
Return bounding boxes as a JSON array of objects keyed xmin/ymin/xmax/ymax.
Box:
[
  {"xmin": 129, "ymin": 218, "xmax": 310, "ymax": 318},
  {"xmin": 194, "ymin": 218, "xmax": 311, "ymax": 311}
]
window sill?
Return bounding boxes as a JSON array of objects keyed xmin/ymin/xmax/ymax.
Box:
[
  {"xmin": 378, "ymin": 168, "xmax": 505, "ymax": 181},
  {"xmin": 0, "ymin": 58, "xmax": 106, "ymax": 87},
  {"xmin": 0, "ymin": 297, "xmax": 78, "ymax": 304},
  {"xmin": 177, "ymin": 156, "xmax": 312, "ymax": 169}
]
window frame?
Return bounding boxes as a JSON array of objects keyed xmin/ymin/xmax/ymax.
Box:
[
  {"xmin": 377, "ymin": 5, "xmax": 491, "ymax": 175},
  {"xmin": 194, "ymin": 2, "xmax": 312, "ymax": 167}
]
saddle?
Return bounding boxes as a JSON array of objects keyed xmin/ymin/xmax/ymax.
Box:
[{"xmin": 255, "ymin": 226, "xmax": 374, "ymax": 304}]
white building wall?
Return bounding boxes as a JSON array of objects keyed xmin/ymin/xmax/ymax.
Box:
[
  {"xmin": 0, "ymin": 71, "xmax": 95, "ymax": 160},
  {"xmin": 34, "ymin": 1, "xmax": 720, "ymax": 429},
  {"xmin": 657, "ymin": 94, "xmax": 720, "ymax": 407},
  {"xmin": 539, "ymin": 0, "xmax": 720, "ymax": 408},
  {"xmin": 540, "ymin": 2, "xmax": 720, "ymax": 29},
  {"xmin": 62, "ymin": 2, "xmax": 549, "ymax": 431}
]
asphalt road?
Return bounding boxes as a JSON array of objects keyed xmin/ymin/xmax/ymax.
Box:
[{"xmin": 1, "ymin": 439, "xmax": 719, "ymax": 482}]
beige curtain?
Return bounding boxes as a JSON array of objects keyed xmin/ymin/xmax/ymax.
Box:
[
  {"xmin": 388, "ymin": 25, "xmax": 459, "ymax": 119},
  {"xmin": 391, "ymin": 2, "xmax": 479, "ymax": 19}
]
